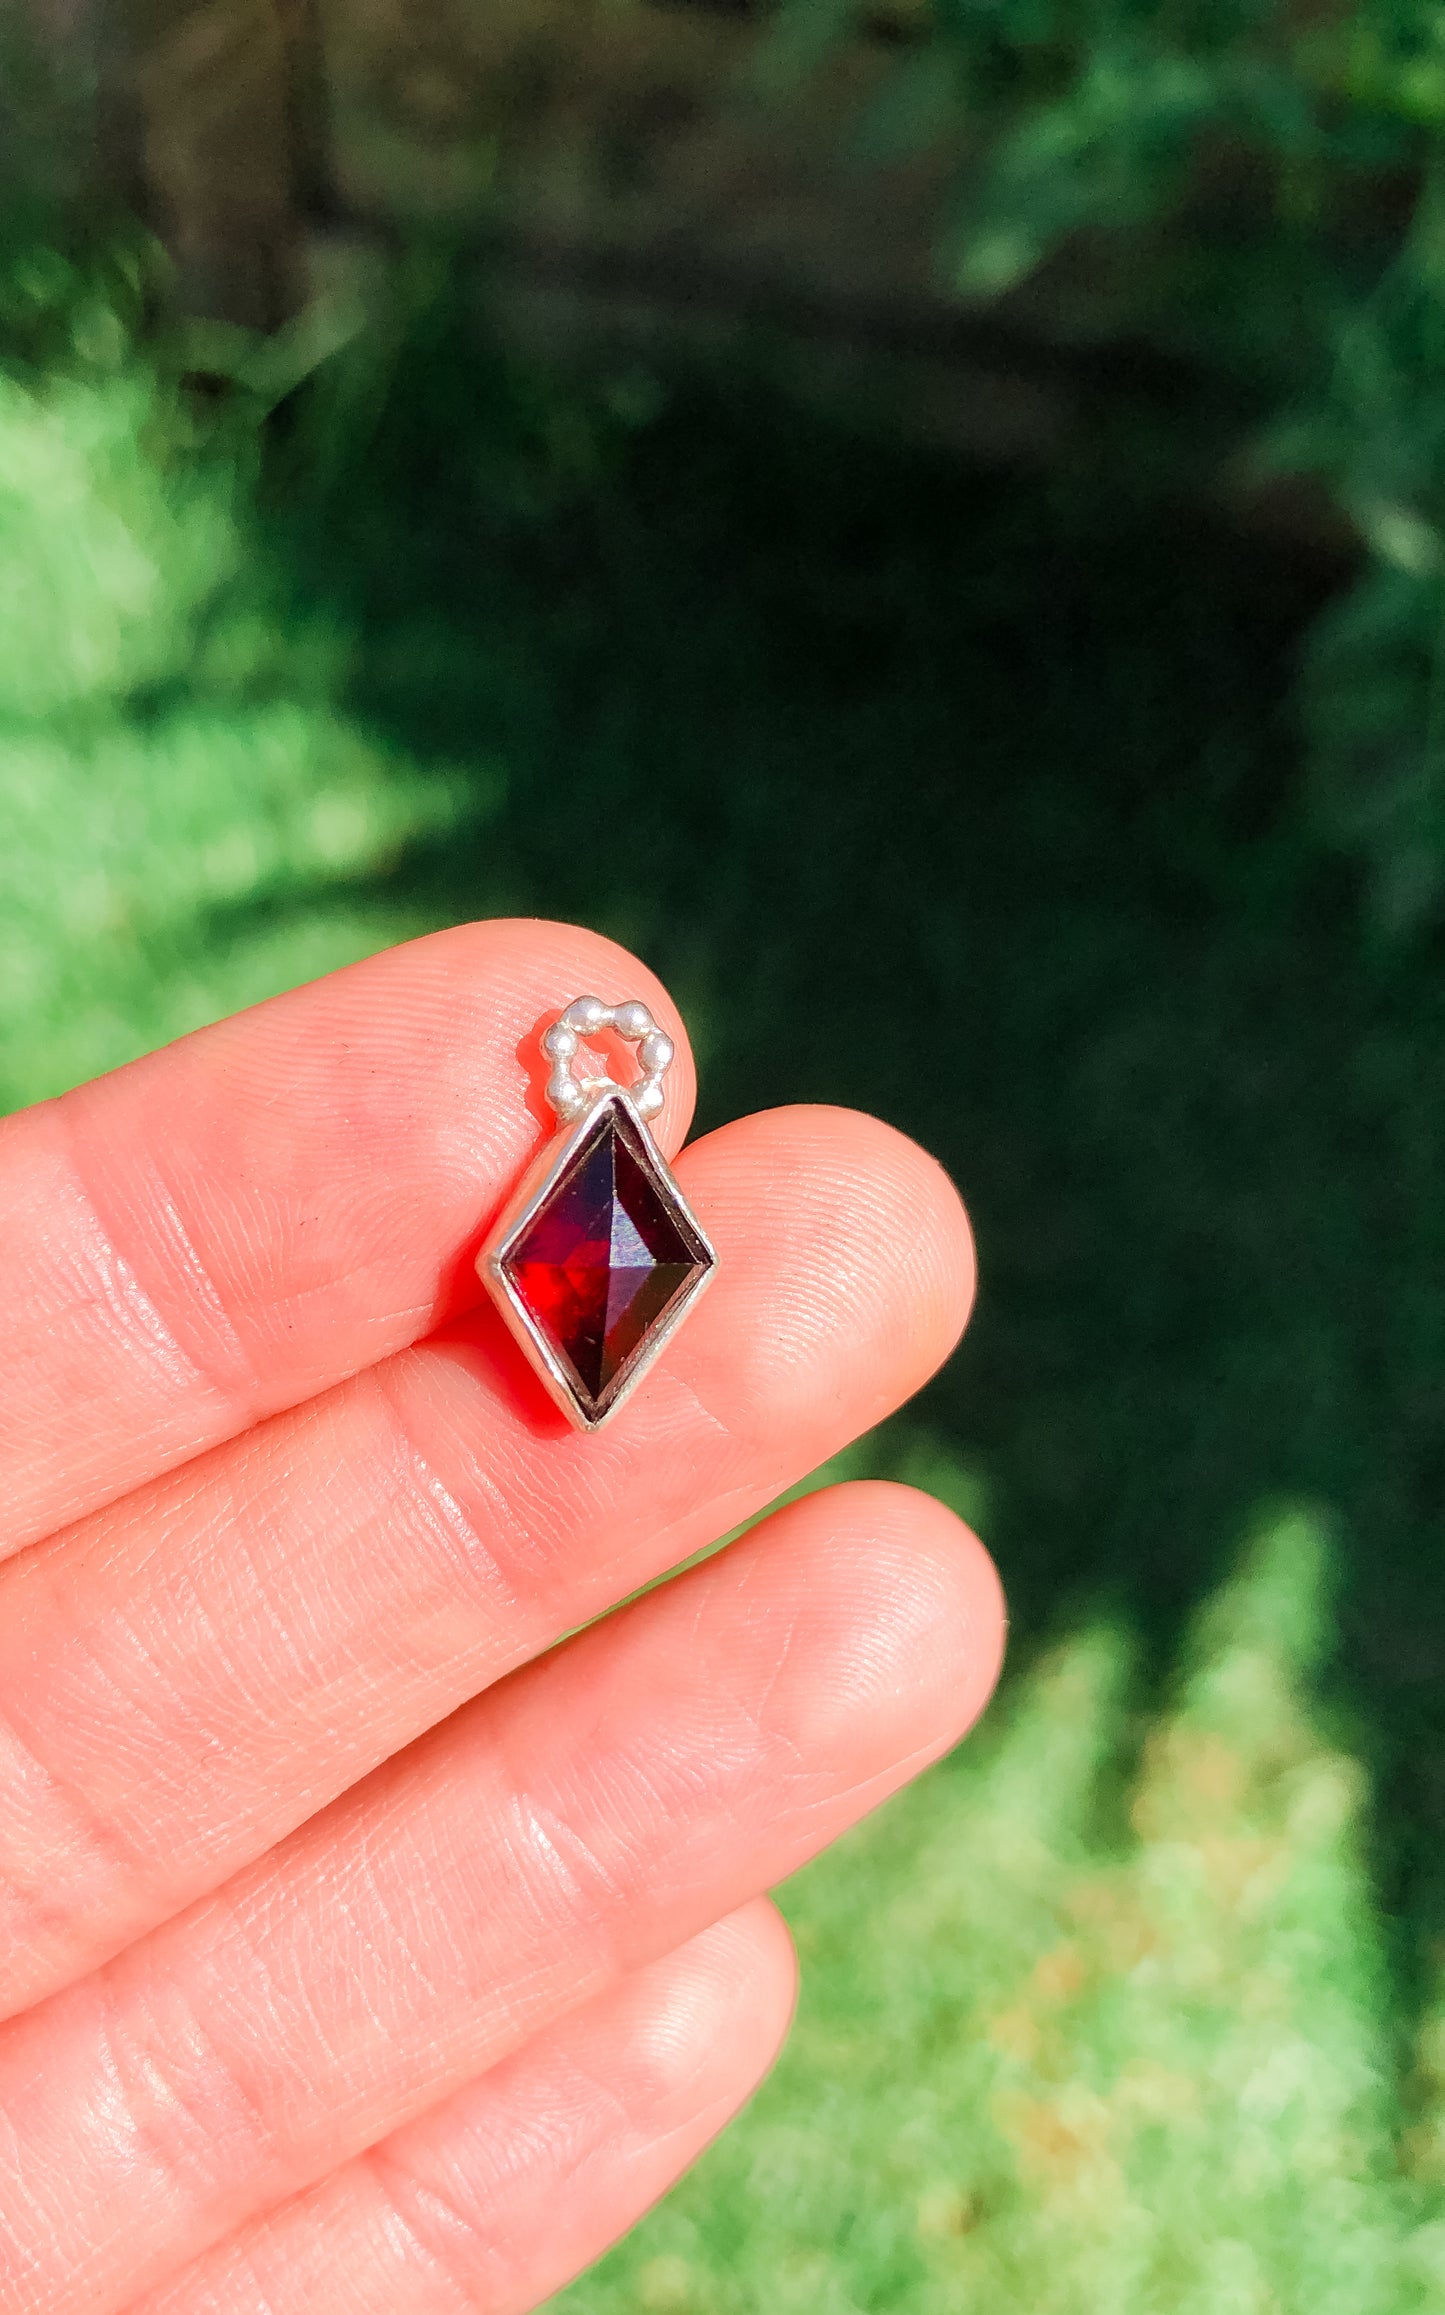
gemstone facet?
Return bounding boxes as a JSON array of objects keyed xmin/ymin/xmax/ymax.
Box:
[{"xmin": 490, "ymin": 1092, "xmax": 714, "ymax": 1425}]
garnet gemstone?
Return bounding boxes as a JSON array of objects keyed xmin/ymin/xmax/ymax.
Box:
[{"xmin": 499, "ymin": 1097, "xmax": 713, "ymax": 1422}]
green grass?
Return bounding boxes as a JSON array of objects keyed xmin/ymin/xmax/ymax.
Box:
[
  {"xmin": 7, "ymin": 236, "xmax": 1445, "ymax": 2309},
  {"xmin": 571, "ymin": 1507, "xmax": 1439, "ymax": 2315},
  {"xmin": 0, "ymin": 354, "xmax": 463, "ymax": 1106}
]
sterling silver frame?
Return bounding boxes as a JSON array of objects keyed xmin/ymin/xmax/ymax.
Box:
[{"xmin": 478, "ymin": 1084, "xmax": 717, "ymax": 1431}]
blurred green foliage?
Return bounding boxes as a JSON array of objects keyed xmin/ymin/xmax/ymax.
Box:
[
  {"xmin": 764, "ymin": 0, "xmax": 1445, "ymax": 935},
  {"xmin": 6, "ymin": 209, "xmax": 1445, "ymax": 2311}
]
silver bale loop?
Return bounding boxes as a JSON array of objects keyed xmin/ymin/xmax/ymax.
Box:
[{"xmin": 540, "ymin": 996, "xmax": 675, "ymax": 1127}]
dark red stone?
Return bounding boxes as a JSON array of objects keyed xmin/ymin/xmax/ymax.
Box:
[{"xmin": 502, "ymin": 1101, "xmax": 712, "ymax": 1418}]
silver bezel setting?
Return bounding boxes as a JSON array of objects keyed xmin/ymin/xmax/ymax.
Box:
[{"xmin": 479, "ymin": 1084, "xmax": 716, "ymax": 1431}]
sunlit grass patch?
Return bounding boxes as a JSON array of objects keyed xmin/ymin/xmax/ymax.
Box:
[
  {"xmin": 0, "ymin": 357, "xmax": 470, "ymax": 1108},
  {"xmin": 557, "ymin": 1500, "xmax": 1440, "ymax": 2315}
]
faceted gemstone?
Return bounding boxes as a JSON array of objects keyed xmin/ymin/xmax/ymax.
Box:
[{"xmin": 501, "ymin": 1098, "xmax": 713, "ymax": 1420}]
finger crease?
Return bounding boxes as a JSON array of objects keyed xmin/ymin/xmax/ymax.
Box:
[{"xmin": 362, "ymin": 2144, "xmax": 490, "ymax": 2313}]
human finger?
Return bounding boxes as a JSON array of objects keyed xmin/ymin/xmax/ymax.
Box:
[
  {"xmin": 0, "ymin": 1105, "xmax": 973, "ymax": 2018},
  {"xmin": 0, "ymin": 1481, "xmax": 1005, "ymax": 2315},
  {"xmin": 0, "ymin": 919, "xmax": 696, "ymax": 1558},
  {"xmin": 127, "ymin": 1901, "xmax": 796, "ymax": 2315}
]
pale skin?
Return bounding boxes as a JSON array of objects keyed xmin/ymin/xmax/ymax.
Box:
[{"xmin": 0, "ymin": 918, "xmax": 1006, "ymax": 2315}]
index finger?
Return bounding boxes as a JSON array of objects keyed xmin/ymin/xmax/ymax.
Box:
[{"xmin": 0, "ymin": 920, "xmax": 696, "ymax": 1558}]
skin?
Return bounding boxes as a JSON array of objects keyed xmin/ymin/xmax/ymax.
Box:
[{"xmin": 0, "ymin": 920, "xmax": 1006, "ymax": 2315}]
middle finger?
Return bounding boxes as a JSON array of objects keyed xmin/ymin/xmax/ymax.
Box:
[{"xmin": 0, "ymin": 1104, "xmax": 971, "ymax": 2020}]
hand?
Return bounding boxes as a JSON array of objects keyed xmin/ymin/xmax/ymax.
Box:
[{"xmin": 0, "ymin": 920, "xmax": 1004, "ymax": 2315}]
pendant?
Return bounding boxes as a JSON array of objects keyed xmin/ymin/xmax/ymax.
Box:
[{"xmin": 479, "ymin": 996, "xmax": 717, "ymax": 1430}]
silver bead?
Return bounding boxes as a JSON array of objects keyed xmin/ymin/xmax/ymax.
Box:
[
  {"xmin": 634, "ymin": 1078, "xmax": 665, "ymax": 1120},
  {"xmin": 613, "ymin": 1000, "xmax": 654, "ymax": 1041},
  {"xmin": 543, "ymin": 1022, "xmax": 578, "ymax": 1062},
  {"xmin": 548, "ymin": 1069, "xmax": 585, "ymax": 1118},
  {"xmin": 562, "ymin": 995, "xmax": 610, "ymax": 1035},
  {"xmin": 639, "ymin": 1029, "xmax": 673, "ymax": 1075}
]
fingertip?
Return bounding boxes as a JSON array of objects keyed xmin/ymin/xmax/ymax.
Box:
[
  {"xmin": 757, "ymin": 1105, "xmax": 974, "ymax": 1367},
  {"xmin": 693, "ymin": 1896, "xmax": 800, "ymax": 2065},
  {"xmin": 830, "ymin": 1478, "xmax": 1008, "ymax": 1745},
  {"xmin": 678, "ymin": 1104, "xmax": 977, "ymax": 1444},
  {"xmin": 813, "ymin": 1107, "xmax": 978, "ymax": 1336},
  {"xmin": 727, "ymin": 1476, "xmax": 1007, "ymax": 1787},
  {"xmin": 618, "ymin": 1901, "xmax": 798, "ymax": 2129}
]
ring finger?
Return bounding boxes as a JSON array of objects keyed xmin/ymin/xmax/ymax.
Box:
[
  {"xmin": 0, "ymin": 1480, "xmax": 1005, "ymax": 2315},
  {"xmin": 130, "ymin": 1901, "xmax": 797, "ymax": 2315}
]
